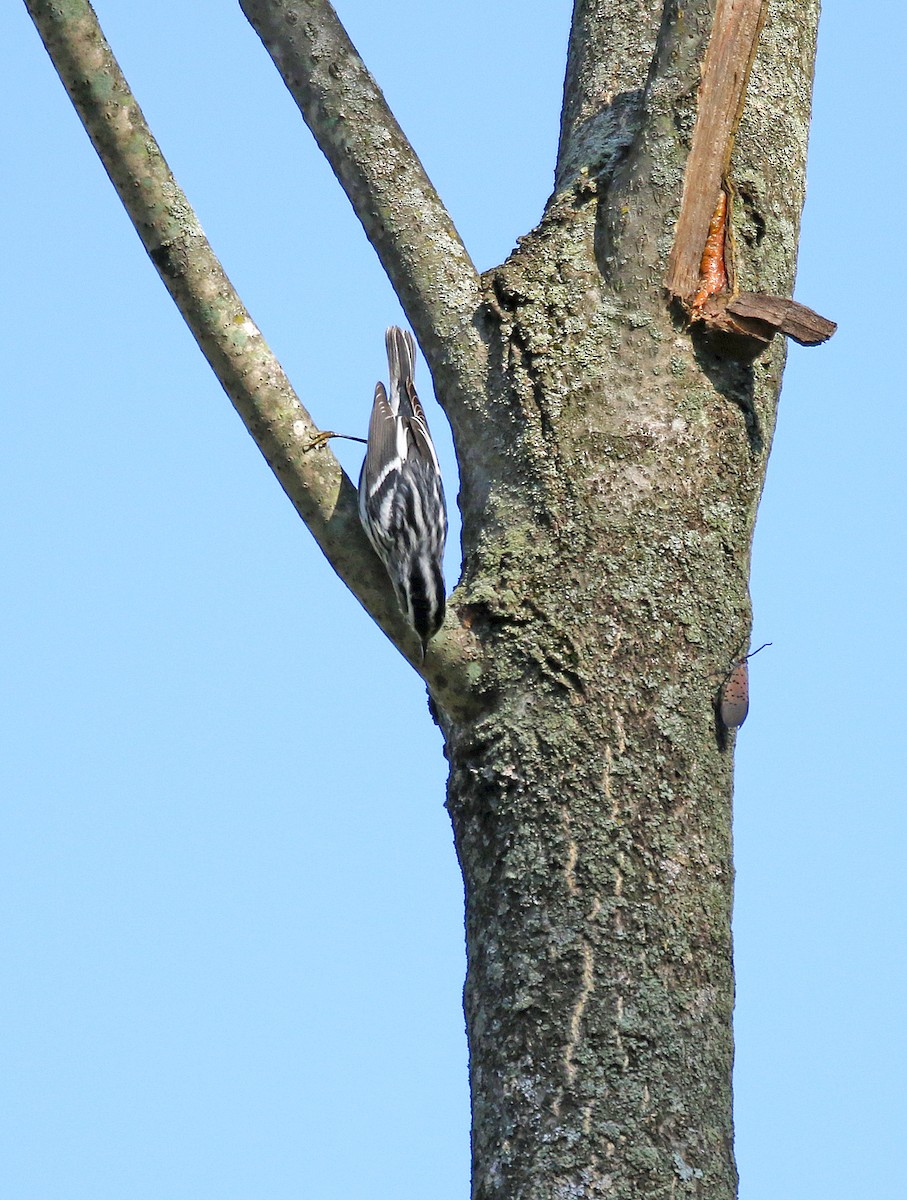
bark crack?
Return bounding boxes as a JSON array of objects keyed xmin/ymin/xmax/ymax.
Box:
[{"xmin": 564, "ymin": 941, "xmax": 596, "ymax": 1088}]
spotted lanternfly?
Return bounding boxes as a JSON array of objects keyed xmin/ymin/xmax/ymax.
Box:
[
  {"xmin": 720, "ymin": 661, "xmax": 750, "ymax": 728},
  {"xmin": 719, "ymin": 643, "xmax": 771, "ymax": 730}
]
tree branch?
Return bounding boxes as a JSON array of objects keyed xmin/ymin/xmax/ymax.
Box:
[
  {"xmin": 24, "ymin": 0, "xmax": 480, "ymax": 708},
  {"xmin": 555, "ymin": 0, "xmax": 663, "ymax": 192},
  {"xmin": 239, "ymin": 0, "xmax": 488, "ymax": 441}
]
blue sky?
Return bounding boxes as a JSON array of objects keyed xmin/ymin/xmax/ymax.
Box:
[{"xmin": 2, "ymin": 3, "xmax": 904, "ymax": 1198}]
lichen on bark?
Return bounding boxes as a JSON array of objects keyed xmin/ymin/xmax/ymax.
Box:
[
  {"xmin": 435, "ymin": 3, "xmax": 821, "ymax": 1196},
  {"xmin": 26, "ymin": 0, "xmax": 824, "ymax": 1195}
]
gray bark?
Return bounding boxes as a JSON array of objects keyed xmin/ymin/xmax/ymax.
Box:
[
  {"xmin": 438, "ymin": 1, "xmax": 819, "ymax": 1195},
  {"xmin": 26, "ymin": 0, "xmax": 823, "ymax": 1195}
]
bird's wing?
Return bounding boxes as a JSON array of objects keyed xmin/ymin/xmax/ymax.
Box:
[{"xmin": 360, "ymin": 381, "xmax": 400, "ymax": 500}]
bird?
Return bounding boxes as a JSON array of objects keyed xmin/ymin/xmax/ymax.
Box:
[{"xmin": 358, "ymin": 327, "xmax": 447, "ymax": 655}]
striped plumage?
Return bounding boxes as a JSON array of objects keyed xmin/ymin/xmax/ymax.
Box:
[{"xmin": 358, "ymin": 327, "xmax": 447, "ymax": 653}]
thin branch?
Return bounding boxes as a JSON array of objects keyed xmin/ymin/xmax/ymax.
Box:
[
  {"xmin": 24, "ymin": 0, "xmax": 480, "ymax": 707},
  {"xmin": 239, "ymin": 0, "xmax": 487, "ymax": 440}
]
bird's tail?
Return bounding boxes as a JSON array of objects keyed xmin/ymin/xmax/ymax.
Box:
[{"xmin": 385, "ymin": 326, "xmax": 416, "ymax": 411}]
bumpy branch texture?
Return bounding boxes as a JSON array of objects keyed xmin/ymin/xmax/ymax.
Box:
[
  {"xmin": 23, "ymin": 0, "xmax": 479, "ymax": 697},
  {"xmin": 240, "ymin": 0, "xmax": 490, "ymax": 448}
]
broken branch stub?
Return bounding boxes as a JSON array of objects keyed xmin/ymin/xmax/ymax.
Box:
[
  {"xmin": 667, "ymin": 0, "xmax": 835, "ymax": 351},
  {"xmin": 666, "ymin": 0, "xmax": 767, "ymax": 303}
]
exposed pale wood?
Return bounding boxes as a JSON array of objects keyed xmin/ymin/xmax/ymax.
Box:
[{"xmin": 666, "ymin": 0, "xmax": 767, "ymax": 301}]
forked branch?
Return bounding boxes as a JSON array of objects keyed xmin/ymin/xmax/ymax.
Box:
[{"xmin": 24, "ymin": 0, "xmax": 479, "ymax": 703}]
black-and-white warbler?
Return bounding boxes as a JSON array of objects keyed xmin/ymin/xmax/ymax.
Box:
[{"xmin": 358, "ymin": 327, "xmax": 447, "ymax": 653}]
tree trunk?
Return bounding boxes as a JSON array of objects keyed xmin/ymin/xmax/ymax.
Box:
[
  {"xmin": 25, "ymin": 0, "xmax": 824, "ymax": 1195},
  {"xmin": 436, "ymin": 2, "xmax": 820, "ymax": 1195}
]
